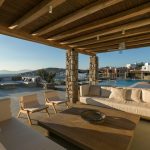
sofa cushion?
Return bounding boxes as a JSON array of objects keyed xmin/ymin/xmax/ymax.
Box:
[
  {"xmin": 80, "ymin": 96, "xmax": 150, "ymax": 118},
  {"xmin": 80, "ymin": 96, "xmax": 126, "ymax": 109},
  {"xmin": 89, "ymin": 85, "xmax": 100, "ymax": 96},
  {"xmin": 142, "ymin": 89, "xmax": 150, "ymax": 103},
  {"xmin": 101, "ymin": 86, "xmax": 111, "ymax": 98},
  {"xmin": 109, "ymin": 87, "xmax": 126, "ymax": 102}
]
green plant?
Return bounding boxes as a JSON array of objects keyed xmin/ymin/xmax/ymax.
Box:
[{"xmin": 37, "ymin": 69, "xmax": 56, "ymax": 83}]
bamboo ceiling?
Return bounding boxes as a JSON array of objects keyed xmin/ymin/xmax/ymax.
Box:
[{"xmin": 0, "ymin": 0, "xmax": 149, "ymax": 55}]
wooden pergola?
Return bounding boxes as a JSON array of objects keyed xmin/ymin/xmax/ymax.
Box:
[{"xmin": 0, "ymin": 0, "xmax": 149, "ymax": 102}]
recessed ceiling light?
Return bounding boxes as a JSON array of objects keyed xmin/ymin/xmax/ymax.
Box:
[
  {"xmin": 32, "ymin": 33, "xmax": 37, "ymax": 36},
  {"xmin": 9, "ymin": 25, "xmax": 18, "ymax": 29},
  {"xmin": 60, "ymin": 42, "xmax": 66, "ymax": 45},
  {"xmin": 97, "ymin": 35, "xmax": 100, "ymax": 40},
  {"xmin": 47, "ymin": 38, "xmax": 54, "ymax": 41},
  {"xmin": 122, "ymin": 29, "xmax": 125, "ymax": 35},
  {"xmin": 49, "ymin": 5, "xmax": 53, "ymax": 14}
]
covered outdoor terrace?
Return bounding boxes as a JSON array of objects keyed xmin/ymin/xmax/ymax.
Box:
[{"xmin": 0, "ymin": 0, "xmax": 150, "ymax": 150}]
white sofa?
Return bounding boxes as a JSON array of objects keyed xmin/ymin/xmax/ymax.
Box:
[
  {"xmin": 80, "ymin": 85, "xmax": 150, "ymax": 119},
  {"xmin": 0, "ymin": 98, "xmax": 65, "ymax": 150}
]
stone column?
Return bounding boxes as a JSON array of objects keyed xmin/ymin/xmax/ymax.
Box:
[
  {"xmin": 66, "ymin": 49, "xmax": 78, "ymax": 103},
  {"xmin": 89, "ymin": 55, "xmax": 99, "ymax": 85}
]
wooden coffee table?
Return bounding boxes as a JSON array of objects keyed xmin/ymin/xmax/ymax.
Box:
[{"xmin": 38, "ymin": 104, "xmax": 140, "ymax": 150}]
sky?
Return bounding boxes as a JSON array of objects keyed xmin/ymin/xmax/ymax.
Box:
[{"xmin": 0, "ymin": 34, "xmax": 149, "ymax": 71}]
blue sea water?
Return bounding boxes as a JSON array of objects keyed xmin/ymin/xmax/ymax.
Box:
[{"xmin": 99, "ymin": 80, "xmax": 149, "ymax": 87}]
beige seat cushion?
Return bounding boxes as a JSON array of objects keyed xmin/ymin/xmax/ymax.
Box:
[
  {"xmin": 109, "ymin": 87, "xmax": 126, "ymax": 102},
  {"xmin": 142, "ymin": 89, "xmax": 150, "ymax": 103},
  {"xmin": 101, "ymin": 86, "xmax": 111, "ymax": 98},
  {"xmin": 89, "ymin": 85, "xmax": 100, "ymax": 96},
  {"xmin": 24, "ymin": 104, "xmax": 48, "ymax": 112}
]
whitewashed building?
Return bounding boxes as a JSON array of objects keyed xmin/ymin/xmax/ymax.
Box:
[
  {"xmin": 126, "ymin": 63, "xmax": 136, "ymax": 69},
  {"xmin": 141, "ymin": 63, "xmax": 150, "ymax": 72}
]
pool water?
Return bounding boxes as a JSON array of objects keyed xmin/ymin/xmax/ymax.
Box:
[{"xmin": 99, "ymin": 80, "xmax": 147, "ymax": 87}]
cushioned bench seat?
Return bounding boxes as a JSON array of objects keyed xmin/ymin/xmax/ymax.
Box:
[
  {"xmin": 80, "ymin": 85, "xmax": 150, "ymax": 119},
  {"xmin": 0, "ymin": 118, "xmax": 65, "ymax": 150},
  {"xmin": 80, "ymin": 96, "xmax": 150, "ymax": 118}
]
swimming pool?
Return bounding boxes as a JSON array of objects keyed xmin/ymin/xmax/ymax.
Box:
[{"xmin": 99, "ymin": 80, "xmax": 148, "ymax": 87}]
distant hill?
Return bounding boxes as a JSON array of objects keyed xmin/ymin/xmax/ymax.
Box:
[
  {"xmin": 20, "ymin": 68, "xmax": 89, "ymax": 76},
  {"xmin": 0, "ymin": 69, "xmax": 32, "ymax": 74},
  {"xmin": 20, "ymin": 68, "xmax": 66, "ymax": 76},
  {"xmin": 0, "ymin": 68, "xmax": 89, "ymax": 76}
]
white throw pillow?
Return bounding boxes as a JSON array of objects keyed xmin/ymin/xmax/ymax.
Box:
[
  {"xmin": 130, "ymin": 89, "xmax": 141, "ymax": 102},
  {"xmin": 124, "ymin": 88, "xmax": 141, "ymax": 102},
  {"xmin": 109, "ymin": 87, "xmax": 126, "ymax": 102},
  {"xmin": 142, "ymin": 89, "xmax": 150, "ymax": 103},
  {"xmin": 89, "ymin": 85, "xmax": 100, "ymax": 96},
  {"xmin": 101, "ymin": 86, "xmax": 111, "ymax": 98}
]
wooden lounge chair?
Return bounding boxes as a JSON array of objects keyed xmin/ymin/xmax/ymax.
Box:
[
  {"xmin": 44, "ymin": 91, "xmax": 69, "ymax": 113},
  {"xmin": 17, "ymin": 94, "xmax": 50, "ymax": 125}
]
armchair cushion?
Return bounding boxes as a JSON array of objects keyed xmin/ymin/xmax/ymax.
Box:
[{"xmin": 24, "ymin": 104, "xmax": 48, "ymax": 112}]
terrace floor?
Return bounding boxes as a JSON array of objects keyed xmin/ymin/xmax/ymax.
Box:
[{"xmin": 0, "ymin": 87, "xmax": 150, "ymax": 150}]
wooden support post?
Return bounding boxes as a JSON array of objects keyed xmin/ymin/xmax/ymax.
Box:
[
  {"xmin": 66, "ymin": 49, "xmax": 78, "ymax": 103},
  {"xmin": 89, "ymin": 55, "xmax": 99, "ymax": 85}
]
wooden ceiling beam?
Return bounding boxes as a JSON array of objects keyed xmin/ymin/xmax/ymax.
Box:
[
  {"xmin": 62, "ymin": 18, "xmax": 150, "ymax": 44},
  {"xmin": 0, "ymin": 25, "xmax": 94, "ymax": 55},
  {"xmin": 80, "ymin": 33, "xmax": 150, "ymax": 49},
  {"xmin": 0, "ymin": 0, "xmax": 5, "ymax": 7},
  {"xmin": 9, "ymin": 0, "xmax": 66, "ymax": 29},
  {"xmin": 91, "ymin": 39, "xmax": 150, "ymax": 52},
  {"xmin": 94, "ymin": 43, "xmax": 150, "ymax": 53},
  {"xmin": 49, "ymin": 2, "xmax": 150, "ymax": 41},
  {"xmin": 70, "ymin": 26, "xmax": 150, "ymax": 48},
  {"xmin": 32, "ymin": 0, "xmax": 123, "ymax": 36}
]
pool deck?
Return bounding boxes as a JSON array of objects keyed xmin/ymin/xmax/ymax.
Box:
[
  {"xmin": 0, "ymin": 87, "xmax": 150, "ymax": 150},
  {"xmin": 131, "ymin": 82, "xmax": 150, "ymax": 88}
]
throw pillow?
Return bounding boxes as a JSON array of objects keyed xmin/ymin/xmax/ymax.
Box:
[
  {"xmin": 101, "ymin": 86, "xmax": 111, "ymax": 98},
  {"xmin": 125, "ymin": 89, "xmax": 132, "ymax": 100},
  {"xmin": 142, "ymin": 89, "xmax": 150, "ymax": 103},
  {"xmin": 89, "ymin": 85, "xmax": 100, "ymax": 96},
  {"xmin": 109, "ymin": 87, "xmax": 126, "ymax": 102},
  {"xmin": 130, "ymin": 88, "xmax": 141, "ymax": 102}
]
